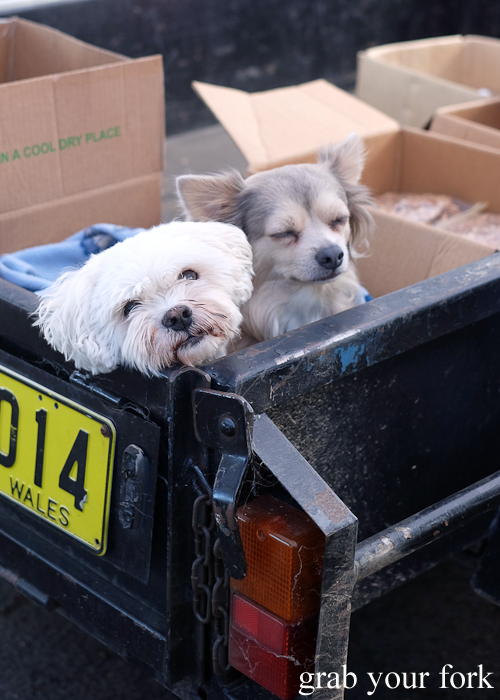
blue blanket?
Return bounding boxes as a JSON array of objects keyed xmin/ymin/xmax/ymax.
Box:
[{"xmin": 0, "ymin": 224, "xmax": 144, "ymax": 294}]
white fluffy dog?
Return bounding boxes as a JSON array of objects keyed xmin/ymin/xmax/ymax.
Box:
[
  {"xmin": 177, "ymin": 133, "xmax": 373, "ymax": 345},
  {"xmin": 34, "ymin": 221, "xmax": 253, "ymax": 375}
]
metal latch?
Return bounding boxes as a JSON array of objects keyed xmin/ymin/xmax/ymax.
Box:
[{"xmin": 193, "ymin": 389, "xmax": 254, "ymax": 580}]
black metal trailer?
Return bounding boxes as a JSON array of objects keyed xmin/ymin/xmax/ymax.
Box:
[{"xmin": 1, "ymin": 250, "xmax": 500, "ymax": 700}]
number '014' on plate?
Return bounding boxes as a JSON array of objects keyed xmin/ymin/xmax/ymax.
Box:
[{"xmin": 0, "ymin": 365, "xmax": 115, "ymax": 554}]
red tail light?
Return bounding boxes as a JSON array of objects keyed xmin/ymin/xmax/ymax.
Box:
[
  {"xmin": 229, "ymin": 593, "xmax": 318, "ymax": 700},
  {"xmin": 228, "ymin": 494, "xmax": 325, "ymax": 699}
]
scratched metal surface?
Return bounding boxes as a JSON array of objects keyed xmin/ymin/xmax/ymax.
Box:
[
  {"xmin": 204, "ymin": 253, "xmax": 500, "ymax": 413},
  {"xmin": 266, "ymin": 312, "xmax": 500, "ymax": 541}
]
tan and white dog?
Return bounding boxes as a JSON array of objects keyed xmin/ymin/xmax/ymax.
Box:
[
  {"xmin": 177, "ymin": 133, "xmax": 373, "ymax": 346},
  {"xmin": 34, "ymin": 221, "xmax": 253, "ymax": 375}
]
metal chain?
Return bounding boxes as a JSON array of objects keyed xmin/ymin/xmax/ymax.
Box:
[
  {"xmin": 190, "ymin": 468, "xmax": 231, "ymax": 676},
  {"xmin": 191, "ymin": 483, "xmax": 215, "ymax": 624},
  {"xmin": 212, "ymin": 538, "xmax": 231, "ymax": 676}
]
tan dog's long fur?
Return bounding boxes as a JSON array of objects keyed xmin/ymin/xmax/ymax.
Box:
[{"xmin": 177, "ymin": 133, "xmax": 374, "ymax": 346}]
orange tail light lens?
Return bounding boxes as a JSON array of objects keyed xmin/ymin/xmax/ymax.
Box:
[{"xmin": 231, "ymin": 494, "xmax": 325, "ymax": 621}]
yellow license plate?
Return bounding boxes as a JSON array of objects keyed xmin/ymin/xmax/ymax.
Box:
[{"xmin": 0, "ymin": 364, "xmax": 115, "ymax": 554}]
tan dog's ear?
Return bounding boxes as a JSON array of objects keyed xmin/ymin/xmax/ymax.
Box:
[
  {"xmin": 344, "ymin": 183, "xmax": 374, "ymax": 255},
  {"xmin": 318, "ymin": 132, "xmax": 366, "ymax": 185},
  {"xmin": 319, "ymin": 133, "xmax": 373, "ymax": 253},
  {"xmin": 176, "ymin": 171, "xmax": 245, "ymax": 223}
]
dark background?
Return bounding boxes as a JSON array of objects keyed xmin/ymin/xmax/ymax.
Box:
[{"xmin": 2, "ymin": 0, "xmax": 500, "ymax": 133}]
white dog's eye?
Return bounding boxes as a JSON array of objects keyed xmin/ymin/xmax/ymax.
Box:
[
  {"xmin": 179, "ymin": 269, "xmax": 199, "ymax": 280},
  {"xmin": 123, "ymin": 300, "xmax": 140, "ymax": 317}
]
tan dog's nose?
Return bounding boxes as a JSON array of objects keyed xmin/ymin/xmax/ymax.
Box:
[
  {"xmin": 316, "ymin": 245, "xmax": 344, "ymax": 270},
  {"xmin": 163, "ymin": 305, "xmax": 193, "ymax": 331}
]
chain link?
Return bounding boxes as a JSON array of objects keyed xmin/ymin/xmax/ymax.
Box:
[
  {"xmin": 212, "ymin": 538, "xmax": 231, "ymax": 675},
  {"xmin": 191, "ymin": 489, "xmax": 215, "ymax": 624},
  {"xmin": 191, "ymin": 470, "xmax": 231, "ymax": 675}
]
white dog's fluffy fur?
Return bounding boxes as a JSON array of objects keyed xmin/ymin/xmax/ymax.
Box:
[
  {"xmin": 177, "ymin": 133, "xmax": 374, "ymax": 345},
  {"xmin": 34, "ymin": 221, "xmax": 253, "ymax": 375}
]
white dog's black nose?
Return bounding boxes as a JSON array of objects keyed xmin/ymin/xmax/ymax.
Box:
[
  {"xmin": 316, "ymin": 245, "xmax": 344, "ymax": 270},
  {"xmin": 163, "ymin": 305, "xmax": 193, "ymax": 331}
]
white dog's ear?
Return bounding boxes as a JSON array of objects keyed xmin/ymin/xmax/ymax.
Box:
[
  {"xmin": 34, "ymin": 266, "xmax": 120, "ymax": 374},
  {"xmin": 176, "ymin": 171, "xmax": 245, "ymax": 224},
  {"xmin": 318, "ymin": 133, "xmax": 366, "ymax": 185}
]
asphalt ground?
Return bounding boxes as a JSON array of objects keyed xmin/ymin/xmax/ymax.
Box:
[
  {"xmin": 1, "ymin": 558, "xmax": 500, "ymax": 700},
  {"xmin": 1, "ymin": 125, "xmax": 500, "ymax": 699}
]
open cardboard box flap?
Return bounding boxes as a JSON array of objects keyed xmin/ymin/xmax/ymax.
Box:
[
  {"xmin": 194, "ymin": 79, "xmax": 497, "ymax": 300},
  {"xmin": 193, "ymin": 79, "xmax": 399, "ymax": 173},
  {"xmin": 0, "ymin": 16, "xmax": 125, "ymax": 82}
]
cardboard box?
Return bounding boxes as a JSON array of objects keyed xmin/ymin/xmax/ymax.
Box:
[
  {"xmin": 355, "ymin": 35, "xmax": 500, "ymax": 128},
  {"xmin": 0, "ymin": 17, "xmax": 165, "ymax": 255},
  {"xmin": 193, "ymin": 79, "xmax": 497, "ymax": 299},
  {"xmin": 430, "ymin": 98, "xmax": 500, "ymax": 151}
]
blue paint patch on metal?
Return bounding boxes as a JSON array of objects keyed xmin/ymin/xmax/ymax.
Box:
[{"xmin": 337, "ymin": 343, "xmax": 366, "ymax": 373}]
